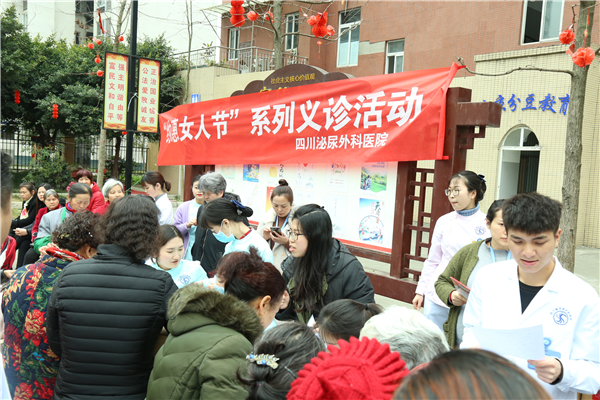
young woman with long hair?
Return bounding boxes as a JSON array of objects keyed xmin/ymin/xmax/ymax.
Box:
[{"xmin": 277, "ymin": 204, "xmax": 374, "ymax": 324}]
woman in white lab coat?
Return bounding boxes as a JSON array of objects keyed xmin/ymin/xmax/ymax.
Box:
[{"xmin": 412, "ymin": 171, "xmax": 489, "ymax": 331}]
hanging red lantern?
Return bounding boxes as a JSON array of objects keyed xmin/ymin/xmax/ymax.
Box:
[
  {"xmin": 87, "ymin": 42, "xmax": 94, "ymax": 49},
  {"xmin": 14, "ymin": 90, "xmax": 21, "ymax": 104},
  {"xmin": 119, "ymin": 35, "xmax": 124, "ymax": 42},
  {"xmin": 52, "ymin": 104, "xmax": 59, "ymax": 119},
  {"xmin": 247, "ymin": 10, "xmax": 258, "ymax": 21},
  {"xmin": 265, "ymin": 11, "xmax": 274, "ymax": 22},
  {"xmin": 326, "ymin": 25, "xmax": 335, "ymax": 36},
  {"xmin": 311, "ymin": 12, "xmax": 328, "ymax": 38},
  {"xmin": 230, "ymin": 0, "xmax": 244, "ymax": 6},
  {"xmin": 95, "ymin": 55, "xmax": 101, "ymax": 64},
  {"xmin": 559, "ymin": 29, "xmax": 575, "ymax": 45},
  {"xmin": 96, "ymin": 70, "xmax": 104, "ymax": 77},
  {"xmin": 95, "ymin": 38, "xmax": 102, "ymax": 45},
  {"xmin": 230, "ymin": 3, "xmax": 245, "ymax": 27},
  {"xmin": 307, "ymin": 15, "xmax": 318, "ymax": 26},
  {"xmin": 572, "ymin": 47, "xmax": 595, "ymax": 67},
  {"xmin": 122, "ymin": 131, "xmax": 127, "ymax": 136}
]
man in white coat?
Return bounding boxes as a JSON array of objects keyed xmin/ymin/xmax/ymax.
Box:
[{"xmin": 461, "ymin": 192, "xmax": 599, "ymax": 400}]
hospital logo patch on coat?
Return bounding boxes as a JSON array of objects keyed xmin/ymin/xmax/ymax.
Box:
[
  {"xmin": 551, "ymin": 307, "xmax": 572, "ymax": 325},
  {"xmin": 475, "ymin": 226, "xmax": 487, "ymax": 236}
]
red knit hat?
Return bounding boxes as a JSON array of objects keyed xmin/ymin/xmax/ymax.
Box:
[{"xmin": 287, "ymin": 337, "xmax": 409, "ymax": 400}]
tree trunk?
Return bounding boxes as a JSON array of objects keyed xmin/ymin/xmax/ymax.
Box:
[
  {"xmin": 97, "ymin": 1, "xmax": 128, "ymax": 187},
  {"xmin": 273, "ymin": 0, "xmax": 283, "ymax": 70},
  {"xmin": 112, "ymin": 135, "xmax": 121, "ymax": 178},
  {"xmin": 557, "ymin": 1, "xmax": 596, "ymax": 272},
  {"xmin": 97, "ymin": 127, "xmax": 106, "ymax": 187}
]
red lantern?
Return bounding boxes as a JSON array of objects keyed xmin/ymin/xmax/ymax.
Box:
[
  {"xmin": 247, "ymin": 10, "xmax": 258, "ymax": 21},
  {"xmin": 559, "ymin": 29, "xmax": 575, "ymax": 45},
  {"xmin": 95, "ymin": 38, "xmax": 102, "ymax": 45},
  {"xmin": 311, "ymin": 12, "xmax": 328, "ymax": 38},
  {"xmin": 265, "ymin": 11, "xmax": 274, "ymax": 22},
  {"xmin": 230, "ymin": 4, "xmax": 245, "ymax": 27},
  {"xmin": 230, "ymin": 0, "xmax": 244, "ymax": 6},
  {"xmin": 87, "ymin": 42, "xmax": 94, "ymax": 49},
  {"xmin": 52, "ymin": 104, "xmax": 59, "ymax": 119},
  {"xmin": 96, "ymin": 70, "xmax": 104, "ymax": 77},
  {"xmin": 119, "ymin": 35, "xmax": 124, "ymax": 42},
  {"xmin": 14, "ymin": 90, "xmax": 21, "ymax": 104},
  {"xmin": 122, "ymin": 131, "xmax": 127, "ymax": 136},
  {"xmin": 95, "ymin": 55, "xmax": 101, "ymax": 64},
  {"xmin": 326, "ymin": 25, "xmax": 335, "ymax": 36},
  {"xmin": 572, "ymin": 47, "xmax": 595, "ymax": 67},
  {"xmin": 307, "ymin": 15, "xmax": 317, "ymax": 26}
]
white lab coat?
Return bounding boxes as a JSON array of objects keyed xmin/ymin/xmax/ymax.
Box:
[
  {"xmin": 155, "ymin": 193, "xmax": 174, "ymax": 225},
  {"xmin": 462, "ymin": 257, "xmax": 600, "ymax": 399},
  {"xmin": 416, "ymin": 210, "xmax": 489, "ymax": 307}
]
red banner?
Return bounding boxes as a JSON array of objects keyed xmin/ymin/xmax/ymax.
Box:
[{"xmin": 157, "ymin": 64, "xmax": 463, "ymax": 165}]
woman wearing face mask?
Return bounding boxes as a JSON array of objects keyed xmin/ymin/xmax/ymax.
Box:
[
  {"xmin": 141, "ymin": 171, "xmax": 173, "ymax": 225},
  {"xmin": 147, "ymin": 225, "xmax": 207, "ymax": 288},
  {"xmin": 199, "ymin": 198, "xmax": 273, "ymax": 264},
  {"xmin": 146, "ymin": 247, "xmax": 285, "ymax": 400},
  {"xmin": 33, "ymin": 183, "xmax": 92, "ymax": 256},
  {"xmin": 257, "ymin": 179, "xmax": 296, "ymax": 272},
  {"xmin": 174, "ymin": 174, "xmax": 203, "ymax": 260},
  {"xmin": 435, "ymin": 199, "xmax": 509, "ymax": 347},
  {"xmin": 277, "ymin": 204, "xmax": 375, "ymax": 324},
  {"xmin": 2, "ymin": 211, "xmax": 101, "ymax": 400},
  {"xmin": 73, "ymin": 169, "xmax": 105, "ymax": 213},
  {"xmin": 412, "ymin": 171, "xmax": 489, "ymax": 331}
]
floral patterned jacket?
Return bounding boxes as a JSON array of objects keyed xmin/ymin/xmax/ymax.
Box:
[{"xmin": 2, "ymin": 254, "xmax": 71, "ymax": 399}]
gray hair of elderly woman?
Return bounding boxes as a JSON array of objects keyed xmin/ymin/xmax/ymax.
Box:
[
  {"xmin": 359, "ymin": 306, "xmax": 450, "ymax": 369},
  {"xmin": 102, "ymin": 178, "xmax": 124, "ymax": 198},
  {"xmin": 198, "ymin": 172, "xmax": 226, "ymax": 195}
]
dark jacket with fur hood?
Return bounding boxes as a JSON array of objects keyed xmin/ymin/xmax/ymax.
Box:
[{"xmin": 146, "ymin": 285, "xmax": 264, "ymax": 400}]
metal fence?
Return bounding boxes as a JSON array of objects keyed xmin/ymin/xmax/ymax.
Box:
[
  {"xmin": 0, "ymin": 132, "xmax": 148, "ymax": 174},
  {"xmin": 174, "ymin": 45, "xmax": 308, "ymax": 74}
]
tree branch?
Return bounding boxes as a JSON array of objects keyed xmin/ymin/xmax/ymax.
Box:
[{"xmin": 456, "ymin": 57, "xmax": 574, "ymax": 77}]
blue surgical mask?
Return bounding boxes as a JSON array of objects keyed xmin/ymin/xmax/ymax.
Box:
[{"xmin": 213, "ymin": 221, "xmax": 235, "ymax": 243}]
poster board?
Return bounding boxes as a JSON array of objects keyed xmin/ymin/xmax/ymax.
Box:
[{"xmin": 216, "ymin": 162, "xmax": 397, "ymax": 253}]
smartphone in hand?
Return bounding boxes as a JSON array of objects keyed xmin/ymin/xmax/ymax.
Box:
[{"xmin": 270, "ymin": 226, "xmax": 282, "ymax": 235}]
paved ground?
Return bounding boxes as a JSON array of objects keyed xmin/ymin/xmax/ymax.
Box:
[{"xmin": 361, "ymin": 246, "xmax": 600, "ymax": 310}]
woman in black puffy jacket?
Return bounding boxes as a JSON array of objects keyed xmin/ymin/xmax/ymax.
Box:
[
  {"xmin": 47, "ymin": 195, "xmax": 177, "ymax": 400},
  {"xmin": 276, "ymin": 204, "xmax": 375, "ymax": 324}
]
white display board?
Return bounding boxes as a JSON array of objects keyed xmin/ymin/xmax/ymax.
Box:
[{"xmin": 215, "ymin": 162, "xmax": 397, "ymax": 252}]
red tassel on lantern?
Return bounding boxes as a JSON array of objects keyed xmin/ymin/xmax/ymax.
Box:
[{"xmin": 317, "ymin": 40, "xmax": 322, "ymax": 59}]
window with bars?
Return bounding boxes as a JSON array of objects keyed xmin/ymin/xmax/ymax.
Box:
[{"xmin": 337, "ymin": 8, "xmax": 361, "ymax": 67}]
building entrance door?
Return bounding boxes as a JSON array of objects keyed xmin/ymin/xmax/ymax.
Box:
[{"xmin": 498, "ymin": 127, "xmax": 540, "ymax": 199}]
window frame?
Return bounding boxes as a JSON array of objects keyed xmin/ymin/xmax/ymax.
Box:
[
  {"xmin": 385, "ymin": 39, "xmax": 405, "ymax": 74},
  {"xmin": 284, "ymin": 12, "xmax": 299, "ymax": 52},
  {"xmin": 336, "ymin": 8, "xmax": 361, "ymax": 68},
  {"xmin": 229, "ymin": 28, "xmax": 240, "ymax": 60},
  {"xmin": 521, "ymin": 0, "xmax": 565, "ymax": 45}
]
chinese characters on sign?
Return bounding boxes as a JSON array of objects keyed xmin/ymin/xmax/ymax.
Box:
[
  {"xmin": 485, "ymin": 93, "xmax": 570, "ymax": 116},
  {"xmin": 103, "ymin": 53, "xmax": 129, "ymax": 130},
  {"xmin": 158, "ymin": 64, "xmax": 463, "ymax": 165},
  {"xmin": 270, "ymin": 73, "xmax": 316, "ymax": 86},
  {"xmin": 137, "ymin": 58, "xmax": 161, "ymax": 133}
]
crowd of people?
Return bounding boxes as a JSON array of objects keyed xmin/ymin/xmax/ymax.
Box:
[{"xmin": 0, "ymin": 151, "xmax": 598, "ymax": 400}]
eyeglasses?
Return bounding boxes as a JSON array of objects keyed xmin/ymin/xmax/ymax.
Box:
[
  {"xmin": 444, "ymin": 188, "xmax": 461, "ymax": 197},
  {"xmin": 289, "ymin": 231, "xmax": 305, "ymax": 241}
]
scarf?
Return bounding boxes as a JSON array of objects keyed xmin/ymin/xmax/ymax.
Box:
[
  {"xmin": 65, "ymin": 202, "xmax": 76, "ymax": 213},
  {"xmin": 19, "ymin": 197, "xmax": 32, "ymax": 220}
]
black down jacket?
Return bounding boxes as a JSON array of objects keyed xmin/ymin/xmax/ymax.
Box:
[
  {"xmin": 276, "ymin": 239, "xmax": 375, "ymax": 323},
  {"xmin": 47, "ymin": 244, "xmax": 178, "ymax": 400}
]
